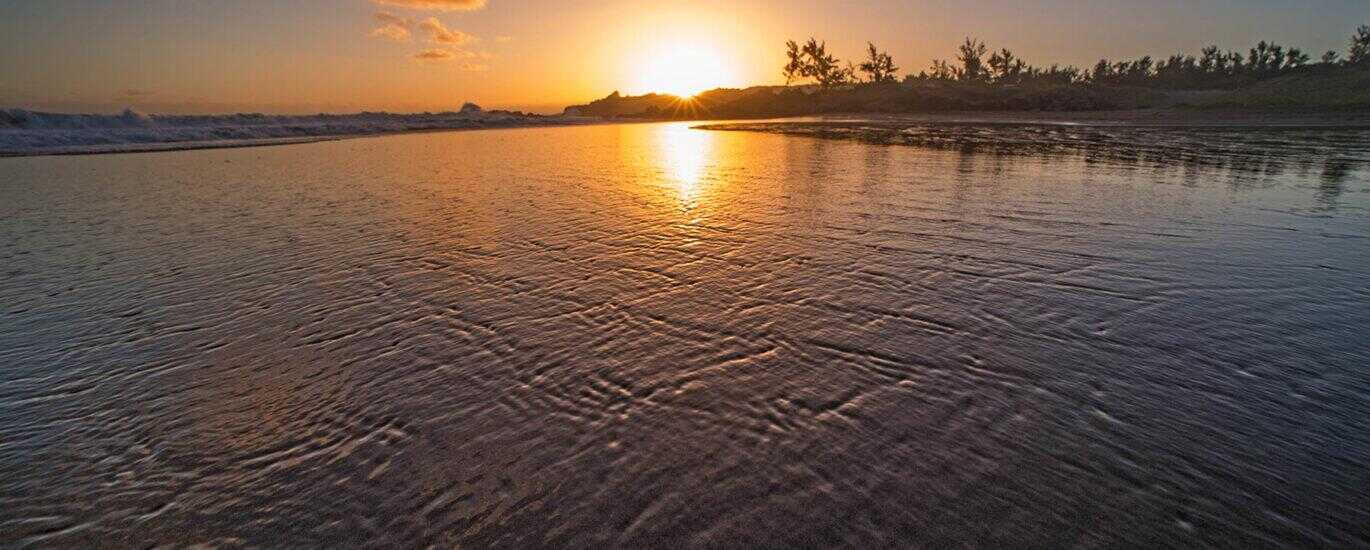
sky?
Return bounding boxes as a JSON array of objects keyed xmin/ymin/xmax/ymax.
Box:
[{"xmin": 1, "ymin": 0, "xmax": 1367, "ymax": 114}]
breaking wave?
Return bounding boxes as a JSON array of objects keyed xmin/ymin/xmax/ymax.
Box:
[{"xmin": 0, "ymin": 108, "xmax": 588, "ymax": 156}]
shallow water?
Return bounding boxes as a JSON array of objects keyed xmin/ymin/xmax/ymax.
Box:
[{"xmin": 2, "ymin": 121, "xmax": 1369, "ymax": 547}]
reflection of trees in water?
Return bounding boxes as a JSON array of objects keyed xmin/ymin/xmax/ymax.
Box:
[
  {"xmin": 858, "ymin": 141, "xmax": 892, "ymax": 199},
  {"xmin": 1317, "ymin": 159, "xmax": 1354, "ymax": 210},
  {"xmin": 705, "ymin": 121, "xmax": 1369, "ymax": 207},
  {"xmin": 776, "ymin": 133, "xmax": 831, "ymax": 225}
]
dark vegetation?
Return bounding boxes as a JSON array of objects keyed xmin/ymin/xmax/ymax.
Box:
[{"xmin": 565, "ymin": 25, "xmax": 1370, "ymax": 118}]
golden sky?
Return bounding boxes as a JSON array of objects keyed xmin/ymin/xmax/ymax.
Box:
[{"xmin": 0, "ymin": 0, "xmax": 1363, "ymax": 114}]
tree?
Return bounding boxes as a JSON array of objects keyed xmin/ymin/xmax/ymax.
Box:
[
  {"xmin": 1155, "ymin": 53, "xmax": 1198, "ymax": 86},
  {"xmin": 925, "ymin": 59, "xmax": 955, "ymax": 80},
  {"xmin": 1227, "ymin": 51, "xmax": 1245, "ymax": 73},
  {"xmin": 1198, "ymin": 46, "xmax": 1222, "ymax": 73},
  {"xmin": 1031, "ymin": 64, "xmax": 1082, "ymax": 85},
  {"xmin": 801, "ymin": 38, "xmax": 850, "ymax": 88},
  {"xmin": 783, "ymin": 30, "xmax": 1336, "ymax": 95},
  {"xmin": 1248, "ymin": 41, "xmax": 1271, "ymax": 73},
  {"xmin": 1089, "ymin": 59, "xmax": 1112, "ymax": 83},
  {"xmin": 783, "ymin": 40, "xmax": 805, "ymax": 85},
  {"xmin": 1284, "ymin": 48, "xmax": 1310, "ymax": 68},
  {"xmin": 1351, "ymin": 25, "xmax": 1370, "ymax": 65},
  {"xmin": 781, "ymin": 37, "xmax": 852, "ymax": 87},
  {"xmin": 858, "ymin": 42, "xmax": 899, "ymax": 83},
  {"xmin": 955, "ymin": 38, "xmax": 989, "ymax": 82},
  {"xmin": 1123, "ymin": 56, "xmax": 1154, "ymax": 81},
  {"xmin": 988, "ymin": 48, "xmax": 1026, "ymax": 83}
]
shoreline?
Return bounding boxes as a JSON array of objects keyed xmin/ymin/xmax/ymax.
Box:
[
  {"xmin": 0, "ymin": 111, "xmax": 606, "ymax": 159},
  {"xmin": 0, "ymin": 136, "xmax": 344, "ymax": 158},
  {"xmin": 691, "ymin": 109, "xmax": 1370, "ymax": 129},
  {"xmin": 6, "ymin": 108, "xmax": 1370, "ymax": 159}
]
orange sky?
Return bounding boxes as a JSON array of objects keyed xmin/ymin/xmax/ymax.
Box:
[{"xmin": 0, "ymin": 0, "xmax": 1364, "ymax": 114}]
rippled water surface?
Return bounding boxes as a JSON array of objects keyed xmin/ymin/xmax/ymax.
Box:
[{"xmin": 3, "ymin": 121, "xmax": 1370, "ymax": 547}]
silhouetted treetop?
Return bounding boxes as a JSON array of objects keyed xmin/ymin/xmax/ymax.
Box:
[
  {"xmin": 1352, "ymin": 25, "xmax": 1370, "ymax": 65},
  {"xmin": 858, "ymin": 43, "xmax": 899, "ymax": 83},
  {"xmin": 956, "ymin": 38, "xmax": 990, "ymax": 82},
  {"xmin": 781, "ymin": 38, "xmax": 855, "ymax": 88},
  {"xmin": 781, "ymin": 24, "xmax": 1370, "ymax": 95}
]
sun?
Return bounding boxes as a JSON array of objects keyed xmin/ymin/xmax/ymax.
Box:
[{"xmin": 634, "ymin": 43, "xmax": 735, "ymax": 98}]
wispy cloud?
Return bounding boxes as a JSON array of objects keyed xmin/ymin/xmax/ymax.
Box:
[
  {"xmin": 374, "ymin": 11, "xmax": 409, "ymax": 26},
  {"xmin": 369, "ymin": 10, "xmax": 488, "ymax": 69},
  {"xmin": 414, "ymin": 48, "xmax": 456, "ymax": 61},
  {"xmin": 370, "ymin": 11, "xmax": 412, "ymax": 41},
  {"xmin": 413, "ymin": 48, "xmax": 489, "ymax": 70},
  {"xmin": 371, "ymin": 24, "xmax": 411, "ymax": 41},
  {"xmin": 494, "ymin": 36, "xmax": 514, "ymax": 43},
  {"xmin": 418, "ymin": 17, "xmax": 475, "ymax": 45},
  {"xmin": 372, "ymin": 0, "xmax": 487, "ymax": 11},
  {"xmin": 371, "ymin": 12, "xmax": 476, "ymax": 46}
]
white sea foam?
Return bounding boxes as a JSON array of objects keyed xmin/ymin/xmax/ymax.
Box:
[{"xmin": 0, "ymin": 107, "xmax": 591, "ymax": 156}]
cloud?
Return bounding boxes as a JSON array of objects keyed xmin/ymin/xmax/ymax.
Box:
[
  {"xmin": 369, "ymin": 10, "xmax": 486, "ymax": 68},
  {"xmin": 371, "ymin": 24, "xmax": 411, "ymax": 41},
  {"xmin": 374, "ymin": 11, "xmax": 409, "ymax": 26},
  {"xmin": 413, "ymin": 48, "xmax": 489, "ymax": 70},
  {"xmin": 414, "ymin": 48, "xmax": 456, "ymax": 61},
  {"xmin": 372, "ymin": 0, "xmax": 487, "ymax": 11},
  {"xmin": 120, "ymin": 89, "xmax": 155, "ymax": 97},
  {"xmin": 372, "ymin": 12, "xmax": 475, "ymax": 45},
  {"xmin": 418, "ymin": 17, "xmax": 474, "ymax": 45},
  {"xmin": 494, "ymin": 36, "xmax": 514, "ymax": 43},
  {"xmin": 370, "ymin": 11, "xmax": 412, "ymax": 41}
]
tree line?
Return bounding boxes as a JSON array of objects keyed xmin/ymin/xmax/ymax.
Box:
[{"xmin": 782, "ymin": 25, "xmax": 1370, "ymax": 89}]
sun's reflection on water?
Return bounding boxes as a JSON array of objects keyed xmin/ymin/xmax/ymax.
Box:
[{"xmin": 657, "ymin": 123, "xmax": 713, "ymax": 210}]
